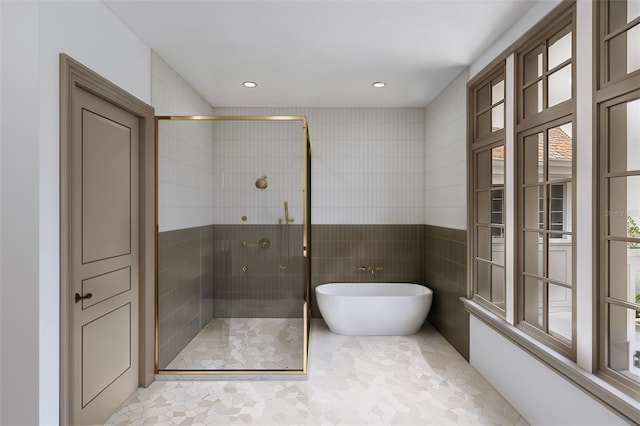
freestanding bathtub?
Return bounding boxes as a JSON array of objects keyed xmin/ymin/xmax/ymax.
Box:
[{"xmin": 315, "ymin": 283, "xmax": 432, "ymax": 336}]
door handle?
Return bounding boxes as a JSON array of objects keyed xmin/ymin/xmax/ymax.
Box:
[{"xmin": 75, "ymin": 292, "xmax": 93, "ymax": 304}]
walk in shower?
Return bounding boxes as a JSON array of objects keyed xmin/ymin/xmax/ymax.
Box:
[{"xmin": 155, "ymin": 116, "xmax": 311, "ymax": 374}]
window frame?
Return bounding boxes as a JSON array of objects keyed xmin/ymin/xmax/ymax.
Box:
[
  {"xmin": 597, "ymin": 89, "xmax": 640, "ymax": 402},
  {"xmin": 516, "ymin": 11, "xmax": 575, "ymax": 131},
  {"xmin": 468, "ymin": 65, "xmax": 507, "ymax": 317},
  {"xmin": 596, "ymin": 0, "xmax": 640, "ymax": 90},
  {"xmin": 465, "ymin": 1, "xmax": 640, "ymax": 418},
  {"xmin": 596, "ymin": 18, "xmax": 640, "ymax": 397},
  {"xmin": 514, "ymin": 7, "xmax": 577, "ymax": 360},
  {"xmin": 516, "ymin": 118, "xmax": 576, "ymax": 359}
]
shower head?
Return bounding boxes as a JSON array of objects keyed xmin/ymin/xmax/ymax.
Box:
[{"xmin": 255, "ymin": 175, "xmax": 268, "ymax": 190}]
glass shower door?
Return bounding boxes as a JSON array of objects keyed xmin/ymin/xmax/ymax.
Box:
[{"xmin": 155, "ymin": 116, "xmax": 309, "ymax": 374}]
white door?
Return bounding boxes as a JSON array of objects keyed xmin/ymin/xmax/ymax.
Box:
[{"xmin": 70, "ymin": 85, "xmax": 139, "ymax": 425}]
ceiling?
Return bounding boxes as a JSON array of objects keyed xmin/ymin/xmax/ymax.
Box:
[{"xmin": 104, "ymin": 0, "xmax": 536, "ymax": 108}]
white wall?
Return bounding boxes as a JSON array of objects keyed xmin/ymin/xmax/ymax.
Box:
[
  {"xmin": 152, "ymin": 51, "xmax": 215, "ymax": 232},
  {"xmin": 1, "ymin": 1, "xmax": 152, "ymax": 424},
  {"xmin": 470, "ymin": 0, "xmax": 563, "ymax": 80},
  {"xmin": 470, "ymin": 317, "xmax": 627, "ymax": 425},
  {"xmin": 1, "ymin": 3, "xmax": 40, "ymax": 425},
  {"xmin": 152, "ymin": 51, "xmax": 213, "ymax": 117},
  {"xmin": 214, "ymin": 107, "xmax": 426, "ymax": 225},
  {"xmin": 0, "ymin": 1, "xmax": 2, "ymax": 420},
  {"xmin": 423, "ymin": 69, "xmax": 469, "ymax": 230}
]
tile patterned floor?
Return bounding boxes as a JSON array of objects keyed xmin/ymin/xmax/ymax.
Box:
[
  {"xmin": 166, "ymin": 318, "xmax": 304, "ymax": 371},
  {"xmin": 106, "ymin": 320, "xmax": 527, "ymax": 425}
]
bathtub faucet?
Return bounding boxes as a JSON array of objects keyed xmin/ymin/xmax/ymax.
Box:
[{"xmin": 357, "ymin": 266, "xmax": 384, "ymax": 274}]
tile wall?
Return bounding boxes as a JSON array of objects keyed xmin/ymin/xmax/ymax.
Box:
[
  {"xmin": 158, "ymin": 223, "xmax": 470, "ymax": 364},
  {"xmin": 211, "ymin": 224, "xmax": 305, "ymax": 318},
  {"xmin": 423, "ymin": 225, "xmax": 469, "ymax": 359},
  {"xmin": 424, "ymin": 69, "xmax": 469, "ymax": 230},
  {"xmin": 153, "ymin": 52, "xmax": 217, "ymax": 368},
  {"xmin": 421, "ymin": 68, "xmax": 470, "ymax": 359},
  {"xmin": 214, "ymin": 107, "xmax": 425, "ymax": 225},
  {"xmin": 310, "ymin": 223, "xmax": 469, "ymax": 362},
  {"xmin": 153, "ymin": 55, "xmax": 471, "ymax": 362},
  {"xmin": 157, "ymin": 226, "xmax": 213, "ymax": 369},
  {"xmin": 152, "ymin": 51, "xmax": 215, "ymax": 232},
  {"xmin": 211, "ymin": 120, "xmax": 303, "ymax": 225},
  {"xmin": 157, "ymin": 120, "xmax": 215, "ymax": 232},
  {"xmin": 310, "ymin": 224, "xmax": 424, "ymax": 317}
]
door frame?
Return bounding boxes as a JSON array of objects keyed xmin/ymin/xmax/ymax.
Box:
[{"xmin": 59, "ymin": 54, "xmax": 155, "ymax": 424}]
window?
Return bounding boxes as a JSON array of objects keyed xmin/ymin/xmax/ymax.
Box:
[
  {"xmin": 599, "ymin": 94, "xmax": 640, "ymax": 399},
  {"xmin": 466, "ymin": 0, "xmax": 640, "ymax": 415},
  {"xmin": 470, "ymin": 68, "xmax": 506, "ymax": 315},
  {"xmin": 516, "ymin": 11, "xmax": 576, "ymax": 358},
  {"xmin": 519, "ymin": 122, "xmax": 574, "ymax": 353},
  {"xmin": 492, "ymin": 189, "xmax": 505, "ymax": 237},
  {"xmin": 475, "ymin": 73, "xmax": 505, "ymax": 137},
  {"xmin": 468, "ymin": 3, "xmax": 575, "ymax": 354},
  {"xmin": 538, "ymin": 184, "xmax": 567, "ymax": 234},
  {"xmin": 600, "ymin": 0, "xmax": 640, "ymax": 85},
  {"xmin": 520, "ymin": 24, "xmax": 573, "ymax": 122},
  {"xmin": 548, "ymin": 184, "xmax": 567, "ymax": 235},
  {"xmin": 598, "ymin": 0, "xmax": 640, "ymax": 400}
]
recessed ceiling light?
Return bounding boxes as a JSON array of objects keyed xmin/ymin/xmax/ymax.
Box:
[
  {"xmin": 243, "ymin": 81, "xmax": 257, "ymax": 88},
  {"xmin": 372, "ymin": 81, "xmax": 387, "ymax": 88}
]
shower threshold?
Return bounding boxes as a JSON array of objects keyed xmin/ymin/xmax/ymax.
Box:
[{"xmin": 159, "ymin": 318, "xmax": 305, "ymax": 376}]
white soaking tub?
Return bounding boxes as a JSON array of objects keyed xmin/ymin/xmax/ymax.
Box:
[{"xmin": 315, "ymin": 283, "xmax": 432, "ymax": 336}]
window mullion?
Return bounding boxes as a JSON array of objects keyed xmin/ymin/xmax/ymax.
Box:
[
  {"xmin": 505, "ymin": 53, "xmax": 517, "ymax": 324},
  {"xmin": 543, "ymin": 40, "xmax": 549, "ymax": 111},
  {"xmin": 604, "ymin": 297, "xmax": 640, "ymax": 312},
  {"xmin": 603, "ymin": 16, "xmax": 640, "ymax": 42}
]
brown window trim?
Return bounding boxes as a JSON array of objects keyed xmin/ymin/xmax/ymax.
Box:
[
  {"xmin": 515, "ymin": 115, "xmax": 576, "ymax": 360},
  {"xmin": 516, "ymin": 7, "xmax": 576, "ymax": 127},
  {"xmin": 596, "ymin": 1, "xmax": 640, "ymax": 90},
  {"xmin": 514, "ymin": 4, "xmax": 577, "ymax": 360},
  {"xmin": 595, "ymin": 0, "xmax": 640, "ymax": 403},
  {"xmin": 466, "ymin": 2, "xmax": 578, "ymax": 327},
  {"xmin": 464, "ymin": 0, "xmax": 640, "ymax": 416},
  {"xmin": 596, "ymin": 87, "xmax": 640, "ymax": 402},
  {"xmin": 468, "ymin": 62, "xmax": 507, "ymax": 318}
]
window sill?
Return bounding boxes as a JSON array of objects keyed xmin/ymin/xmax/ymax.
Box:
[{"xmin": 461, "ymin": 297, "xmax": 640, "ymax": 423}]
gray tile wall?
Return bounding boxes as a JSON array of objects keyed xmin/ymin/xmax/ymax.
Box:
[
  {"xmin": 310, "ymin": 224, "xmax": 425, "ymax": 318},
  {"xmin": 423, "ymin": 225, "xmax": 469, "ymax": 360},
  {"xmin": 200, "ymin": 226, "xmax": 214, "ymax": 326},
  {"xmin": 157, "ymin": 223, "xmax": 470, "ymax": 366},
  {"xmin": 212, "ymin": 225, "xmax": 304, "ymax": 318},
  {"xmin": 157, "ymin": 225, "xmax": 213, "ymax": 369}
]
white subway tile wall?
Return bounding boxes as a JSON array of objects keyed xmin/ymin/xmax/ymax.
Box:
[
  {"xmin": 152, "ymin": 51, "xmax": 215, "ymax": 231},
  {"xmin": 211, "ymin": 120, "xmax": 303, "ymax": 225},
  {"xmin": 214, "ymin": 107, "xmax": 426, "ymax": 225},
  {"xmin": 152, "ymin": 49, "xmax": 461, "ymax": 229},
  {"xmin": 424, "ymin": 69, "xmax": 469, "ymax": 230}
]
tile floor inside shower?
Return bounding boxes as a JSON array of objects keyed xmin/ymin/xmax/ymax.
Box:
[
  {"xmin": 165, "ymin": 318, "xmax": 304, "ymax": 371},
  {"xmin": 106, "ymin": 320, "xmax": 527, "ymax": 425}
]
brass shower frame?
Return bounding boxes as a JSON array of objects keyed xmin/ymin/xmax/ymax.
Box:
[{"xmin": 154, "ymin": 115, "xmax": 311, "ymax": 376}]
